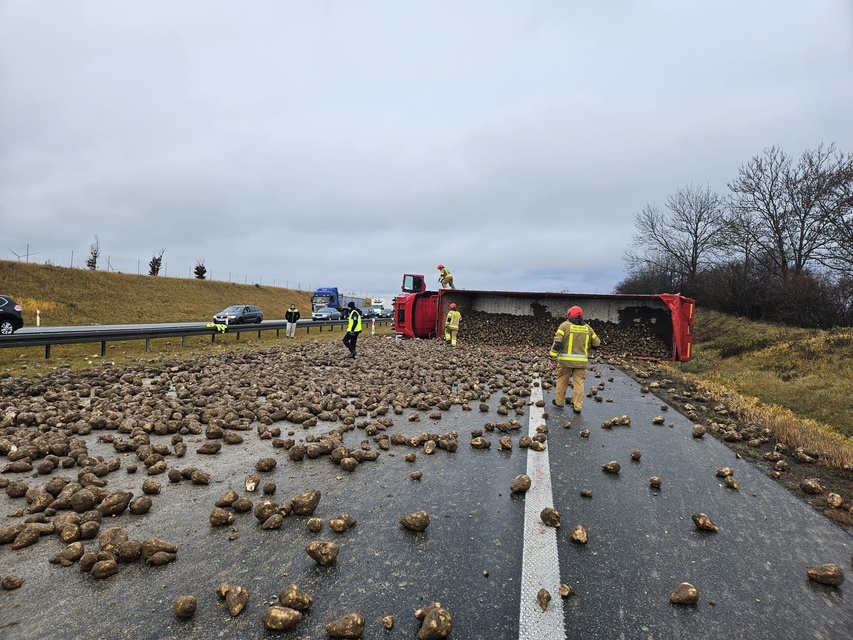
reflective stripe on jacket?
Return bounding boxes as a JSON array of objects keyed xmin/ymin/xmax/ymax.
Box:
[
  {"xmin": 347, "ymin": 309, "xmax": 363, "ymax": 333},
  {"xmin": 549, "ymin": 319, "xmax": 600, "ymax": 365},
  {"xmin": 445, "ymin": 310, "xmax": 461, "ymax": 329}
]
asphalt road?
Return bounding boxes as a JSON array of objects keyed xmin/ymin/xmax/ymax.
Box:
[{"xmin": 1, "ymin": 365, "xmax": 850, "ymax": 640}]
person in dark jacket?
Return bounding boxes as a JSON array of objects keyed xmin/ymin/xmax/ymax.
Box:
[
  {"xmin": 284, "ymin": 304, "xmax": 300, "ymax": 339},
  {"xmin": 342, "ymin": 302, "xmax": 362, "ymax": 358}
]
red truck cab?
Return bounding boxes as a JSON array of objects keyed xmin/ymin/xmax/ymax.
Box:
[{"xmin": 393, "ymin": 274, "xmax": 440, "ymax": 339}]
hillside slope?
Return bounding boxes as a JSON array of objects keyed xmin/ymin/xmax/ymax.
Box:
[
  {"xmin": 0, "ymin": 260, "xmax": 314, "ymax": 326},
  {"xmin": 683, "ymin": 309, "xmax": 853, "ymax": 439}
]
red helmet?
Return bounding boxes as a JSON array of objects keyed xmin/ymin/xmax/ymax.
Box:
[
  {"xmin": 567, "ymin": 305, "xmax": 583, "ymax": 319},
  {"xmin": 449, "ymin": 303, "xmax": 456, "ymax": 309},
  {"xmin": 437, "ymin": 264, "xmax": 444, "ymax": 269}
]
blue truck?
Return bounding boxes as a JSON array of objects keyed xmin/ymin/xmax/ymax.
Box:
[{"xmin": 311, "ymin": 287, "xmax": 367, "ymax": 316}]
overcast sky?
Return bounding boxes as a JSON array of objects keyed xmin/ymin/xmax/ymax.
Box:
[{"xmin": 2, "ymin": 1, "xmax": 851, "ymax": 302}]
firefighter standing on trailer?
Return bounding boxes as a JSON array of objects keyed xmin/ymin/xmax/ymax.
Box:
[
  {"xmin": 343, "ymin": 302, "xmax": 362, "ymax": 358},
  {"xmin": 444, "ymin": 303, "xmax": 462, "ymax": 346},
  {"xmin": 549, "ymin": 305, "xmax": 600, "ymax": 413},
  {"xmin": 437, "ymin": 264, "xmax": 456, "ymax": 289}
]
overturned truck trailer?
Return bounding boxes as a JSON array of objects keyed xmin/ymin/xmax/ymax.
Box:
[{"xmin": 393, "ymin": 274, "xmax": 695, "ymax": 361}]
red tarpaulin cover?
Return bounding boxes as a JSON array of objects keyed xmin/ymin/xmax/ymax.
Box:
[{"xmin": 657, "ymin": 294, "xmax": 695, "ymax": 361}]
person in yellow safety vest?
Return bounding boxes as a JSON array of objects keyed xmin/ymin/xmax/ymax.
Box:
[
  {"xmin": 549, "ymin": 305, "xmax": 600, "ymax": 413},
  {"xmin": 444, "ymin": 303, "xmax": 462, "ymax": 346},
  {"xmin": 284, "ymin": 304, "xmax": 300, "ymax": 339},
  {"xmin": 342, "ymin": 301, "xmax": 362, "ymax": 358},
  {"xmin": 437, "ymin": 264, "xmax": 456, "ymax": 289}
]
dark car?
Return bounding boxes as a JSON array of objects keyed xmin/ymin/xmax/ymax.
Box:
[
  {"xmin": 213, "ymin": 304, "xmax": 263, "ymax": 325},
  {"xmin": 312, "ymin": 307, "xmax": 343, "ymax": 321},
  {"xmin": 0, "ymin": 295, "xmax": 24, "ymax": 335}
]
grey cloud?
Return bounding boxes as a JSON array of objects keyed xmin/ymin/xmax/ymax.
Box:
[{"xmin": 2, "ymin": 0, "xmax": 851, "ymax": 298}]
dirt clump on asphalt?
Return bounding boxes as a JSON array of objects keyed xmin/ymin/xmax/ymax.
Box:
[{"xmin": 616, "ymin": 358, "xmax": 853, "ymax": 533}]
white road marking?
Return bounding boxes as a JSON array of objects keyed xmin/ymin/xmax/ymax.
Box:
[{"xmin": 519, "ymin": 382, "xmax": 567, "ymax": 639}]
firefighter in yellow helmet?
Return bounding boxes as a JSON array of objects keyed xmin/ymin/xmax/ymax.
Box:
[
  {"xmin": 549, "ymin": 305, "xmax": 600, "ymax": 413},
  {"xmin": 437, "ymin": 264, "xmax": 456, "ymax": 289},
  {"xmin": 444, "ymin": 303, "xmax": 462, "ymax": 346}
]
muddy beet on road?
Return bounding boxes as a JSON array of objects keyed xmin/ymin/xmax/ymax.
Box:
[{"xmin": 1, "ymin": 337, "xmax": 850, "ymax": 640}]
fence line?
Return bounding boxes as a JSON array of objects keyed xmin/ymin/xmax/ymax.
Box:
[{"xmin": 5, "ymin": 250, "xmax": 389, "ymax": 302}]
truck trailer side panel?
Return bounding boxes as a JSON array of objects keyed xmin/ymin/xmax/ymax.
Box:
[{"xmin": 395, "ymin": 285, "xmax": 694, "ymax": 361}]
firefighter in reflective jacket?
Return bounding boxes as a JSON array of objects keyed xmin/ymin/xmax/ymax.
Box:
[
  {"xmin": 342, "ymin": 301, "xmax": 362, "ymax": 358},
  {"xmin": 549, "ymin": 305, "xmax": 600, "ymax": 413},
  {"xmin": 444, "ymin": 303, "xmax": 461, "ymax": 346},
  {"xmin": 437, "ymin": 264, "xmax": 456, "ymax": 289}
]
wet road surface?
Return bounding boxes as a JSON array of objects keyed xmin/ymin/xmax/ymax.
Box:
[{"xmin": 1, "ymin": 363, "xmax": 851, "ymax": 640}]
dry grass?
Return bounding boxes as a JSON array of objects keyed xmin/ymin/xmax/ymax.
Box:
[
  {"xmin": 669, "ymin": 308, "xmax": 853, "ymax": 466},
  {"xmin": 0, "ymin": 260, "xmax": 389, "ymax": 374},
  {"xmin": 677, "ymin": 377, "xmax": 853, "ymax": 469},
  {"xmin": 1, "ymin": 259, "xmax": 316, "ymax": 326}
]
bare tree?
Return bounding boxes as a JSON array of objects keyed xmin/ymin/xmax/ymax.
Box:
[
  {"xmin": 614, "ymin": 254, "xmax": 683, "ymax": 294},
  {"xmin": 86, "ymin": 235, "xmax": 101, "ymax": 270},
  {"xmin": 815, "ymin": 148, "xmax": 853, "ymax": 276},
  {"xmin": 727, "ymin": 146, "xmax": 791, "ymax": 277},
  {"xmin": 148, "ymin": 248, "xmax": 165, "ymax": 276},
  {"xmin": 728, "ymin": 144, "xmax": 845, "ymax": 279},
  {"xmin": 624, "ymin": 183, "xmax": 726, "ymax": 293},
  {"xmin": 194, "ymin": 259, "xmax": 207, "ymax": 280}
]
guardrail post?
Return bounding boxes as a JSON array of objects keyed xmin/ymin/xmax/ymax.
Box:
[
  {"xmin": 181, "ymin": 336, "xmax": 186, "ymax": 348},
  {"xmin": 100, "ymin": 341, "xmax": 106, "ymax": 357},
  {"xmin": 45, "ymin": 344, "xmax": 50, "ymax": 359},
  {"xmin": 145, "ymin": 338, "xmax": 151, "ymax": 352}
]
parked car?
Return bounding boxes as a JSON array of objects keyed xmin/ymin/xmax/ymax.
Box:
[
  {"xmin": 0, "ymin": 295, "xmax": 24, "ymax": 335},
  {"xmin": 360, "ymin": 307, "xmax": 377, "ymax": 319},
  {"xmin": 379, "ymin": 307, "xmax": 393, "ymax": 319},
  {"xmin": 212, "ymin": 304, "xmax": 263, "ymax": 325},
  {"xmin": 312, "ymin": 307, "xmax": 343, "ymax": 321}
]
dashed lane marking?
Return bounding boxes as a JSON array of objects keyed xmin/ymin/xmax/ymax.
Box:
[{"xmin": 518, "ymin": 382, "xmax": 566, "ymax": 639}]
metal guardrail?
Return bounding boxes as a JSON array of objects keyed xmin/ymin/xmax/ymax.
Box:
[{"xmin": 0, "ymin": 318, "xmax": 394, "ymax": 359}]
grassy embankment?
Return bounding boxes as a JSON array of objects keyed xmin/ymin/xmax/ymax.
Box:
[
  {"xmin": 2, "ymin": 260, "xmax": 851, "ymax": 464},
  {"xmin": 670, "ymin": 309, "xmax": 853, "ymax": 466},
  {"xmin": 0, "ymin": 260, "xmax": 386, "ymax": 368}
]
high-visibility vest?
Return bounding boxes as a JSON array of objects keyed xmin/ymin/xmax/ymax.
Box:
[
  {"xmin": 347, "ymin": 309, "xmax": 362, "ymax": 333},
  {"xmin": 445, "ymin": 310, "xmax": 461, "ymax": 329},
  {"xmin": 550, "ymin": 322, "xmax": 593, "ymax": 365}
]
